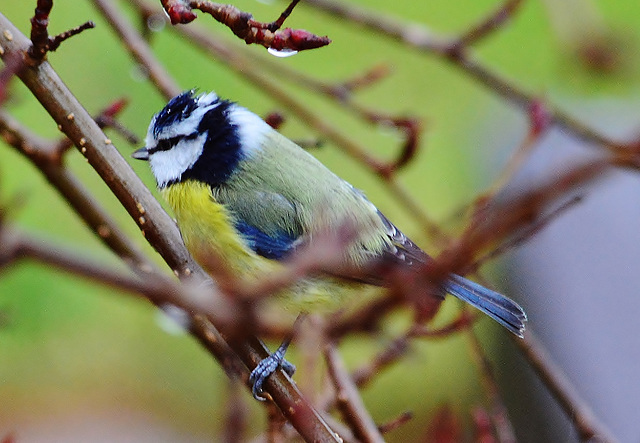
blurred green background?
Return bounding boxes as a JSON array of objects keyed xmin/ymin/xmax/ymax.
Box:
[{"xmin": 1, "ymin": 0, "xmax": 639, "ymax": 441}]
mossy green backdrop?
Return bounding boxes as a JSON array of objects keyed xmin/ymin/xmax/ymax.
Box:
[{"xmin": 1, "ymin": 1, "xmax": 639, "ymax": 441}]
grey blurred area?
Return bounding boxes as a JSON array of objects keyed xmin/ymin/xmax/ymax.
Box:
[{"xmin": 479, "ymin": 97, "xmax": 640, "ymax": 442}]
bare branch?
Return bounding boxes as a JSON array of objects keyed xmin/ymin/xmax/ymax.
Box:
[
  {"xmin": 127, "ymin": 1, "xmax": 446, "ymax": 242},
  {"xmin": 92, "ymin": 0, "xmax": 180, "ymax": 98},
  {"xmin": 1, "ymin": 2, "xmax": 630, "ymax": 441},
  {"xmin": 513, "ymin": 331, "xmax": 617, "ymax": 442},
  {"xmin": 0, "ymin": 50, "xmax": 24, "ymax": 105},
  {"xmin": 303, "ymin": 0, "xmax": 633, "ymax": 155},
  {"xmin": 47, "ymin": 21, "xmax": 96, "ymax": 52},
  {"xmin": 266, "ymin": 0, "xmax": 301, "ymax": 32},
  {"xmin": 28, "ymin": 0, "xmax": 53, "ymax": 61},
  {"xmin": 0, "ymin": 225, "xmax": 249, "ymax": 343},
  {"xmin": 94, "ymin": 98, "xmax": 140, "ymax": 145},
  {"xmin": 325, "ymin": 344, "xmax": 385, "ymax": 443},
  {"xmin": 28, "ymin": 0, "xmax": 95, "ymax": 61},
  {"xmin": 159, "ymin": 0, "xmax": 331, "ymax": 52},
  {"xmin": 454, "ymin": 0, "xmax": 526, "ymax": 49},
  {"xmin": 0, "ymin": 109, "xmax": 152, "ymax": 266},
  {"xmin": 377, "ymin": 411, "xmax": 413, "ymax": 435},
  {"xmin": 232, "ymin": 336, "xmax": 342, "ymax": 442},
  {"xmin": 433, "ymin": 160, "xmax": 611, "ymax": 279},
  {"xmin": 351, "ymin": 335, "xmax": 409, "ymax": 388},
  {"xmin": 465, "ymin": 330, "xmax": 517, "ymax": 443}
]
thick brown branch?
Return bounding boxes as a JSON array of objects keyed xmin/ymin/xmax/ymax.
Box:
[
  {"xmin": 233, "ymin": 336, "xmax": 342, "ymax": 442},
  {"xmin": 0, "ymin": 15, "xmax": 193, "ymax": 276}
]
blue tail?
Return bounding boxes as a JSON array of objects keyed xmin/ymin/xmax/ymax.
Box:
[{"xmin": 444, "ymin": 275, "xmax": 527, "ymax": 337}]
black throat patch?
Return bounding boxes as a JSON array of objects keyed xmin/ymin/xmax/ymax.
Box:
[{"xmin": 178, "ymin": 100, "xmax": 243, "ymax": 187}]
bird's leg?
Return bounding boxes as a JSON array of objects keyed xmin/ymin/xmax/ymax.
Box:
[{"xmin": 249, "ymin": 314, "xmax": 306, "ymax": 401}]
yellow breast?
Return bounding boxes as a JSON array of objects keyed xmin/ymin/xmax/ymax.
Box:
[{"xmin": 161, "ymin": 181, "xmax": 276, "ymax": 278}]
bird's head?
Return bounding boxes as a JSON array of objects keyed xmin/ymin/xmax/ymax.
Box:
[{"xmin": 133, "ymin": 90, "xmax": 269, "ymax": 188}]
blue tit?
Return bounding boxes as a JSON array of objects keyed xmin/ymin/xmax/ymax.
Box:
[{"xmin": 133, "ymin": 90, "xmax": 527, "ymax": 398}]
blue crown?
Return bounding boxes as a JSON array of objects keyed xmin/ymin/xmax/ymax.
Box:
[{"xmin": 153, "ymin": 90, "xmax": 200, "ymax": 137}]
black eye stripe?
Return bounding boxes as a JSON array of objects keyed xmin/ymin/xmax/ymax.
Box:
[{"xmin": 147, "ymin": 132, "xmax": 199, "ymax": 155}]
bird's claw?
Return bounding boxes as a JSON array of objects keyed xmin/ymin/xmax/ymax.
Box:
[{"xmin": 249, "ymin": 346, "xmax": 296, "ymax": 401}]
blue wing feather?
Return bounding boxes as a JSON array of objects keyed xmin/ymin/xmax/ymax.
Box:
[{"xmin": 235, "ymin": 220, "xmax": 299, "ymax": 260}]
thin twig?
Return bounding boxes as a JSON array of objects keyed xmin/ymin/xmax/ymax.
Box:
[
  {"xmin": 409, "ymin": 309, "xmax": 478, "ymax": 338},
  {"xmin": 351, "ymin": 334, "xmax": 410, "ymax": 388},
  {"xmin": 377, "ymin": 411, "xmax": 413, "ymax": 435},
  {"xmin": 0, "ymin": 51, "xmax": 24, "ymax": 104},
  {"xmin": 433, "ymin": 160, "xmax": 611, "ymax": 279},
  {"xmin": 465, "ymin": 330, "xmax": 517, "ymax": 443},
  {"xmin": 454, "ymin": 0, "xmax": 526, "ymax": 49},
  {"xmin": 325, "ymin": 344, "xmax": 385, "ymax": 443},
  {"xmin": 513, "ymin": 331, "xmax": 617, "ymax": 442},
  {"xmin": 47, "ymin": 21, "xmax": 96, "ymax": 52},
  {"xmin": 474, "ymin": 195, "xmax": 584, "ymax": 270},
  {"xmin": 349, "ymin": 310, "xmax": 477, "ymax": 390},
  {"xmin": 2, "ymin": 2, "xmax": 629, "ymax": 441},
  {"xmin": 92, "ymin": 0, "xmax": 180, "ymax": 99},
  {"xmin": 28, "ymin": 0, "xmax": 53, "ymax": 61},
  {"xmin": 265, "ymin": 0, "xmax": 302, "ymax": 32},
  {"xmin": 27, "ymin": 0, "xmax": 95, "ymax": 60},
  {"xmin": 94, "ymin": 98, "xmax": 140, "ymax": 145}
]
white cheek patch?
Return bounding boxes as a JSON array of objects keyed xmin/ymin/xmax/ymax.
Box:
[
  {"xmin": 149, "ymin": 133, "xmax": 207, "ymax": 187},
  {"xmin": 227, "ymin": 106, "xmax": 270, "ymax": 156}
]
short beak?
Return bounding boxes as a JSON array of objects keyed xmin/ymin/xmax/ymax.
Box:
[{"xmin": 132, "ymin": 147, "xmax": 149, "ymax": 160}]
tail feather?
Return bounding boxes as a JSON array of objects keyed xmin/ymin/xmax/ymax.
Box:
[{"xmin": 444, "ymin": 274, "xmax": 527, "ymax": 337}]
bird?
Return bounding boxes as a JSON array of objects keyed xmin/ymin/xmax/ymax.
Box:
[{"xmin": 132, "ymin": 90, "xmax": 527, "ymax": 399}]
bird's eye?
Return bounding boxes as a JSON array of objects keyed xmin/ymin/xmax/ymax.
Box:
[
  {"xmin": 146, "ymin": 137, "xmax": 177, "ymax": 155},
  {"xmin": 147, "ymin": 132, "xmax": 199, "ymax": 155},
  {"xmin": 156, "ymin": 139, "xmax": 173, "ymax": 151}
]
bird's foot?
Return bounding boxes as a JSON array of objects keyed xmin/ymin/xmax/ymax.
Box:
[{"xmin": 249, "ymin": 341, "xmax": 296, "ymax": 401}]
